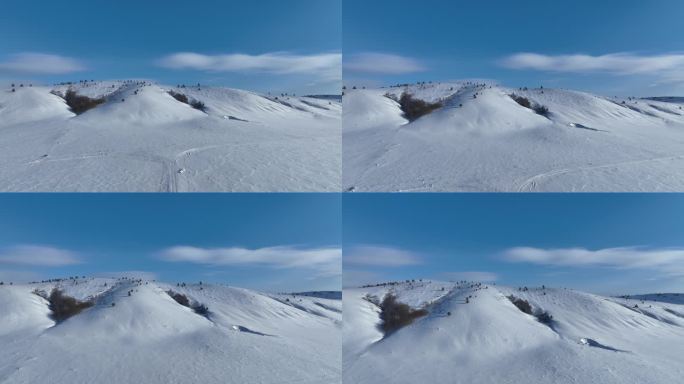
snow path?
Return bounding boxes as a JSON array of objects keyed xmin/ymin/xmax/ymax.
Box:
[{"xmin": 516, "ymin": 153, "xmax": 684, "ymax": 192}]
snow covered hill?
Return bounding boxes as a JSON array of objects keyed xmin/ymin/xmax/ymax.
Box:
[
  {"xmin": 344, "ymin": 280, "xmax": 684, "ymax": 384},
  {"xmin": 0, "ymin": 81, "xmax": 341, "ymax": 191},
  {"xmin": 0, "ymin": 277, "xmax": 341, "ymax": 384},
  {"xmin": 343, "ymin": 82, "xmax": 684, "ymax": 192}
]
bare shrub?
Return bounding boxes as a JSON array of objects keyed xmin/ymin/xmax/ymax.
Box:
[
  {"xmin": 44, "ymin": 289, "xmax": 94, "ymax": 322},
  {"xmin": 168, "ymin": 90, "xmax": 189, "ymax": 104},
  {"xmin": 379, "ymin": 294, "xmax": 428, "ymax": 334},
  {"xmin": 64, "ymin": 90, "xmax": 105, "ymax": 115},
  {"xmin": 167, "ymin": 290, "xmax": 209, "ymax": 316},
  {"xmin": 509, "ymin": 93, "xmax": 550, "ymax": 117},
  {"xmin": 192, "ymin": 303, "xmax": 210, "ymax": 316},
  {"xmin": 167, "ymin": 290, "xmax": 190, "ymax": 307},
  {"xmin": 533, "ymin": 104, "xmax": 550, "ymax": 117},
  {"xmin": 507, "ymin": 295, "xmax": 533, "ymax": 315},
  {"xmin": 388, "ymin": 92, "xmax": 442, "ymax": 122},
  {"xmin": 535, "ymin": 311, "xmax": 554, "ymax": 324},
  {"xmin": 510, "ymin": 93, "xmax": 532, "ymax": 108},
  {"xmin": 190, "ymin": 100, "xmax": 207, "ymax": 112}
]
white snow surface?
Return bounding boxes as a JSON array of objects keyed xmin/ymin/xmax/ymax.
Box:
[
  {"xmin": 343, "ymin": 82, "xmax": 684, "ymax": 191},
  {"xmin": 0, "ymin": 278, "xmax": 341, "ymax": 383},
  {"xmin": 344, "ymin": 280, "xmax": 684, "ymax": 383},
  {"xmin": 0, "ymin": 81, "xmax": 341, "ymax": 191}
]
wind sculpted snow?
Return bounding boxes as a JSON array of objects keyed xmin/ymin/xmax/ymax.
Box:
[
  {"xmin": 0, "ymin": 278, "xmax": 341, "ymax": 384},
  {"xmin": 0, "ymin": 81, "xmax": 341, "ymax": 192},
  {"xmin": 343, "ymin": 82, "xmax": 684, "ymax": 192},
  {"xmin": 343, "ymin": 280, "xmax": 684, "ymax": 384}
]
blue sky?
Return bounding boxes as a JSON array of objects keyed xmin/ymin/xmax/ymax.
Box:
[
  {"xmin": 0, "ymin": 194, "xmax": 341, "ymax": 292},
  {"xmin": 0, "ymin": 0, "xmax": 341, "ymax": 94},
  {"xmin": 343, "ymin": 194, "xmax": 684, "ymax": 295},
  {"xmin": 344, "ymin": 0, "xmax": 684, "ymax": 96}
]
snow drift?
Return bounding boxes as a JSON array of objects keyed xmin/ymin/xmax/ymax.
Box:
[
  {"xmin": 344, "ymin": 280, "xmax": 684, "ymax": 384},
  {"xmin": 343, "ymin": 82, "xmax": 684, "ymax": 192},
  {"xmin": 0, "ymin": 277, "xmax": 341, "ymax": 384},
  {"xmin": 0, "ymin": 81, "xmax": 341, "ymax": 192}
]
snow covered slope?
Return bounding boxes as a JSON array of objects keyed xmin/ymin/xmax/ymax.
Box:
[
  {"xmin": 344, "ymin": 280, "xmax": 684, "ymax": 384},
  {"xmin": 343, "ymin": 82, "xmax": 684, "ymax": 191},
  {"xmin": 0, "ymin": 81, "xmax": 341, "ymax": 191},
  {"xmin": 0, "ymin": 277, "xmax": 341, "ymax": 384}
]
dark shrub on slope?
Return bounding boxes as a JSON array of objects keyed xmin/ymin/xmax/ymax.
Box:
[
  {"xmin": 190, "ymin": 100, "xmax": 207, "ymax": 112},
  {"xmin": 510, "ymin": 94, "xmax": 532, "ymax": 109},
  {"xmin": 507, "ymin": 295, "xmax": 553, "ymax": 324},
  {"xmin": 45, "ymin": 289, "xmax": 94, "ymax": 322},
  {"xmin": 168, "ymin": 90, "xmax": 189, "ymax": 104},
  {"xmin": 390, "ymin": 92, "xmax": 442, "ymax": 122},
  {"xmin": 64, "ymin": 90, "xmax": 105, "ymax": 115},
  {"xmin": 166, "ymin": 290, "xmax": 209, "ymax": 316},
  {"xmin": 379, "ymin": 293, "xmax": 428, "ymax": 334},
  {"xmin": 535, "ymin": 311, "xmax": 553, "ymax": 324},
  {"xmin": 533, "ymin": 104, "xmax": 550, "ymax": 117},
  {"xmin": 167, "ymin": 290, "xmax": 190, "ymax": 307},
  {"xmin": 509, "ymin": 93, "xmax": 550, "ymax": 117},
  {"xmin": 168, "ymin": 90, "xmax": 206, "ymax": 112},
  {"xmin": 193, "ymin": 303, "xmax": 210, "ymax": 316},
  {"xmin": 507, "ymin": 295, "xmax": 533, "ymax": 315}
]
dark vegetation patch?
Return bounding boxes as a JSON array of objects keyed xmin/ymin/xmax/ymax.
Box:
[
  {"xmin": 509, "ymin": 93, "xmax": 550, "ymax": 117},
  {"xmin": 533, "ymin": 104, "xmax": 550, "ymax": 117},
  {"xmin": 190, "ymin": 100, "xmax": 207, "ymax": 112},
  {"xmin": 510, "ymin": 93, "xmax": 532, "ymax": 109},
  {"xmin": 166, "ymin": 290, "xmax": 210, "ymax": 317},
  {"xmin": 35, "ymin": 289, "xmax": 94, "ymax": 322},
  {"xmin": 378, "ymin": 293, "xmax": 428, "ymax": 334},
  {"xmin": 387, "ymin": 92, "xmax": 442, "ymax": 122},
  {"xmin": 167, "ymin": 290, "xmax": 190, "ymax": 306},
  {"xmin": 168, "ymin": 90, "xmax": 207, "ymax": 112},
  {"xmin": 59, "ymin": 90, "xmax": 105, "ymax": 115},
  {"xmin": 168, "ymin": 90, "xmax": 189, "ymax": 104},
  {"xmin": 193, "ymin": 303, "xmax": 210, "ymax": 316},
  {"xmin": 508, "ymin": 295, "xmax": 533, "ymax": 314},
  {"xmin": 507, "ymin": 295, "xmax": 553, "ymax": 324}
]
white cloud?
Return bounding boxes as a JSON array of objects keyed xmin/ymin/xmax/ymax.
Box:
[
  {"xmin": 441, "ymin": 271, "xmax": 498, "ymax": 282},
  {"xmin": 504, "ymin": 246, "xmax": 684, "ymax": 276},
  {"xmin": 344, "ymin": 53, "xmax": 426, "ymax": 74},
  {"xmin": 501, "ymin": 52, "xmax": 684, "ymax": 81},
  {"xmin": 157, "ymin": 52, "xmax": 341, "ymax": 81},
  {"xmin": 0, "ymin": 245, "xmax": 81, "ymax": 266},
  {"xmin": 0, "ymin": 53, "xmax": 86, "ymax": 74},
  {"xmin": 344, "ymin": 245, "xmax": 422, "ymax": 267},
  {"xmin": 159, "ymin": 245, "xmax": 341, "ymax": 277}
]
